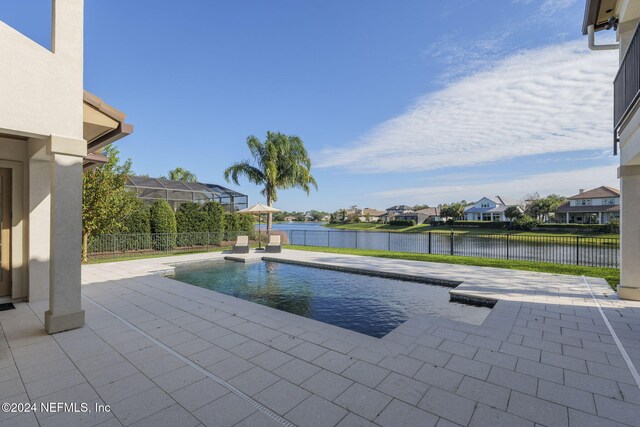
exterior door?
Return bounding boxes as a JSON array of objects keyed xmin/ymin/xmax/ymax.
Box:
[{"xmin": 0, "ymin": 168, "xmax": 11, "ymax": 297}]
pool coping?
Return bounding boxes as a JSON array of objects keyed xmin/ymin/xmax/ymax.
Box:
[{"xmin": 66, "ymin": 249, "xmax": 640, "ymax": 426}]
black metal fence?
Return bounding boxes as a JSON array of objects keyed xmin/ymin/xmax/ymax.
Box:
[
  {"xmin": 87, "ymin": 231, "xmax": 254, "ymax": 262},
  {"xmin": 288, "ymin": 230, "xmax": 620, "ymax": 268}
]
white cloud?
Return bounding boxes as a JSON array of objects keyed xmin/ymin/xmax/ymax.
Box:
[
  {"xmin": 315, "ymin": 41, "xmax": 617, "ymax": 174},
  {"xmin": 540, "ymin": 0, "xmax": 577, "ymax": 14},
  {"xmin": 371, "ymin": 164, "xmax": 618, "ymax": 205}
]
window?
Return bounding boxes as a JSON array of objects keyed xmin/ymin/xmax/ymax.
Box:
[
  {"xmin": 577, "ymin": 199, "xmax": 592, "ymax": 206},
  {"xmin": 603, "ymin": 198, "xmax": 616, "ymax": 205}
]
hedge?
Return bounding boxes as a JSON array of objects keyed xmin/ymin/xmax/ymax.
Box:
[
  {"xmin": 176, "ymin": 202, "xmax": 209, "ymax": 246},
  {"xmin": 452, "ymin": 221, "xmax": 510, "ymax": 228},
  {"xmin": 203, "ymin": 201, "xmax": 225, "ymax": 244},
  {"xmin": 224, "ymin": 212, "xmax": 255, "ymax": 238},
  {"xmin": 149, "ymin": 200, "xmax": 177, "ymax": 249},
  {"xmin": 94, "ymin": 200, "xmax": 255, "ymax": 252},
  {"xmin": 536, "ymin": 222, "xmax": 619, "ymax": 233},
  {"xmin": 389, "ymin": 220, "xmax": 415, "ymax": 226},
  {"xmin": 512, "ymin": 215, "xmax": 540, "ymax": 231},
  {"xmin": 124, "ymin": 200, "xmax": 150, "ymax": 234}
]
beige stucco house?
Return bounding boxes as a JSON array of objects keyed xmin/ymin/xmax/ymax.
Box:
[
  {"xmin": 584, "ymin": 0, "xmax": 640, "ymax": 300},
  {"xmin": 359, "ymin": 208, "xmax": 386, "ymax": 222},
  {"xmin": 555, "ymin": 186, "xmax": 620, "ymax": 224},
  {"xmin": 0, "ymin": 1, "xmax": 132, "ymax": 332}
]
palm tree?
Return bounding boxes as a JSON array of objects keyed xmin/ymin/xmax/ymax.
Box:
[
  {"xmin": 224, "ymin": 132, "xmax": 318, "ymax": 231},
  {"xmin": 164, "ymin": 167, "xmax": 197, "ymax": 182}
]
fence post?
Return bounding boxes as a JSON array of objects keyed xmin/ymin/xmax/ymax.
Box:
[
  {"xmin": 428, "ymin": 232, "xmax": 432, "ymax": 254},
  {"xmin": 355, "ymin": 231, "xmax": 358, "ymax": 249},
  {"xmin": 576, "ymin": 236, "xmax": 580, "ymax": 265},
  {"xmin": 388, "ymin": 232, "xmax": 391, "ymax": 251},
  {"xmin": 304, "ymin": 230, "xmax": 307, "ymax": 246},
  {"xmin": 506, "ymin": 234, "xmax": 509, "ymax": 260},
  {"xmin": 450, "ymin": 231, "xmax": 454, "ymax": 255}
]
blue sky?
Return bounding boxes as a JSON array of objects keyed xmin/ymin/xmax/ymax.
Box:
[{"xmin": 1, "ymin": 0, "xmax": 620, "ymax": 211}]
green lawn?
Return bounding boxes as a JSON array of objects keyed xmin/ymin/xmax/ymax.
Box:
[
  {"xmin": 286, "ymin": 245, "xmax": 619, "ymax": 288},
  {"xmin": 324, "ymin": 223, "xmax": 619, "ymax": 239}
]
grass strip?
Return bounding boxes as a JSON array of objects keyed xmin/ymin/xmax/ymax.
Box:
[{"xmin": 286, "ymin": 245, "xmax": 619, "ymax": 289}]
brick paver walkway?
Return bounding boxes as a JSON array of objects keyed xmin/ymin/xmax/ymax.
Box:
[{"xmin": 1, "ymin": 249, "xmax": 639, "ymax": 426}]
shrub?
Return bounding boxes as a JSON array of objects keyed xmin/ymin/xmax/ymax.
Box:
[
  {"xmin": 123, "ymin": 199, "xmax": 150, "ymax": 234},
  {"xmin": 224, "ymin": 212, "xmax": 238, "ymax": 236},
  {"xmin": 203, "ymin": 201, "xmax": 225, "ymax": 243},
  {"xmin": 389, "ymin": 220, "xmax": 415, "ymax": 227},
  {"xmin": 512, "ymin": 215, "xmax": 540, "ymax": 231},
  {"xmin": 224, "ymin": 212, "xmax": 255, "ymax": 240},
  {"xmin": 602, "ymin": 219, "xmax": 620, "ymax": 234},
  {"xmin": 176, "ymin": 202, "xmax": 208, "ymax": 232},
  {"xmin": 237, "ymin": 213, "xmax": 255, "ymax": 235},
  {"xmin": 150, "ymin": 200, "xmax": 177, "ymax": 249},
  {"xmin": 175, "ymin": 202, "xmax": 209, "ymax": 246}
]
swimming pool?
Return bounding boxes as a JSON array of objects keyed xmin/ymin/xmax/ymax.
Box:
[{"xmin": 170, "ymin": 260, "xmax": 490, "ymax": 338}]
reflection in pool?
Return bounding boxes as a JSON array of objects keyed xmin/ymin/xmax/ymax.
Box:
[{"xmin": 171, "ymin": 260, "xmax": 490, "ymax": 338}]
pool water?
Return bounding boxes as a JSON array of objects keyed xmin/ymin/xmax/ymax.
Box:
[{"xmin": 171, "ymin": 260, "xmax": 490, "ymax": 338}]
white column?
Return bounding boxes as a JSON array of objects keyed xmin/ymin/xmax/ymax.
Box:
[
  {"xmin": 598, "ymin": 212, "xmax": 602, "ymax": 224},
  {"xmin": 566, "ymin": 212, "xmax": 569, "ymax": 223},
  {"xmin": 44, "ymin": 137, "xmax": 86, "ymax": 333},
  {"xmin": 618, "ymin": 166, "xmax": 640, "ymax": 301},
  {"xmin": 28, "ymin": 141, "xmax": 51, "ymax": 302}
]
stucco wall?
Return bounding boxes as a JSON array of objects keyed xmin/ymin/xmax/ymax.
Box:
[{"xmin": 0, "ymin": 0, "xmax": 84, "ymax": 140}]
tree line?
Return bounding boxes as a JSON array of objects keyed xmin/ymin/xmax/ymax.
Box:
[{"xmin": 81, "ymin": 146, "xmax": 254, "ymax": 261}]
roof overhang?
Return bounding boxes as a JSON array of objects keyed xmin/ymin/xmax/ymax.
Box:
[
  {"xmin": 582, "ymin": 0, "xmax": 619, "ymax": 34},
  {"xmin": 82, "ymin": 91, "xmax": 134, "ymax": 170}
]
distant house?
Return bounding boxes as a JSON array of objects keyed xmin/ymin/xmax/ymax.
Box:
[
  {"xmin": 393, "ymin": 207, "xmax": 441, "ymax": 224},
  {"xmin": 383, "ymin": 205, "xmax": 414, "ymax": 222},
  {"xmin": 283, "ymin": 216, "xmax": 297, "ymax": 222},
  {"xmin": 359, "ymin": 208, "xmax": 386, "ymax": 223},
  {"xmin": 464, "ymin": 196, "xmax": 521, "ymax": 221},
  {"xmin": 321, "ymin": 215, "xmax": 331, "ymax": 222},
  {"xmin": 555, "ymin": 187, "xmax": 620, "ymax": 224}
]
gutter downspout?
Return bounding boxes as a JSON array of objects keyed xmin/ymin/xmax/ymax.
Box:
[{"xmin": 587, "ymin": 24, "xmax": 619, "ymax": 50}]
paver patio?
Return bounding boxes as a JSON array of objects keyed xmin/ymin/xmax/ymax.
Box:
[{"xmin": 1, "ymin": 249, "xmax": 639, "ymax": 426}]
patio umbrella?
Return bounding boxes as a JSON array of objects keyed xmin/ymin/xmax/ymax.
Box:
[{"xmin": 236, "ymin": 203, "xmax": 282, "ymax": 249}]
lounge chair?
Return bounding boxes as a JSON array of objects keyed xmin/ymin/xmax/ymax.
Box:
[
  {"xmin": 233, "ymin": 235, "xmax": 250, "ymax": 253},
  {"xmin": 265, "ymin": 235, "xmax": 281, "ymax": 253}
]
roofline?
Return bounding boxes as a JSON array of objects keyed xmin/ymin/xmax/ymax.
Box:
[
  {"xmin": 582, "ymin": 0, "xmax": 621, "ymax": 35},
  {"xmin": 82, "ymin": 153, "xmax": 109, "ymax": 171},
  {"xmin": 82, "ymin": 91, "xmax": 135, "ymax": 169},
  {"xmin": 126, "ymin": 176, "xmax": 248, "ymax": 198},
  {"xmin": 83, "ymin": 91, "xmax": 127, "ymax": 123},
  {"xmin": 567, "ymin": 186, "xmax": 620, "ymax": 199},
  {"xmin": 583, "ymin": 0, "xmax": 600, "ymax": 35}
]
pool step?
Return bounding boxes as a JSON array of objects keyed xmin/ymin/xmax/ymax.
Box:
[{"xmin": 224, "ymin": 255, "xmax": 262, "ymax": 263}]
